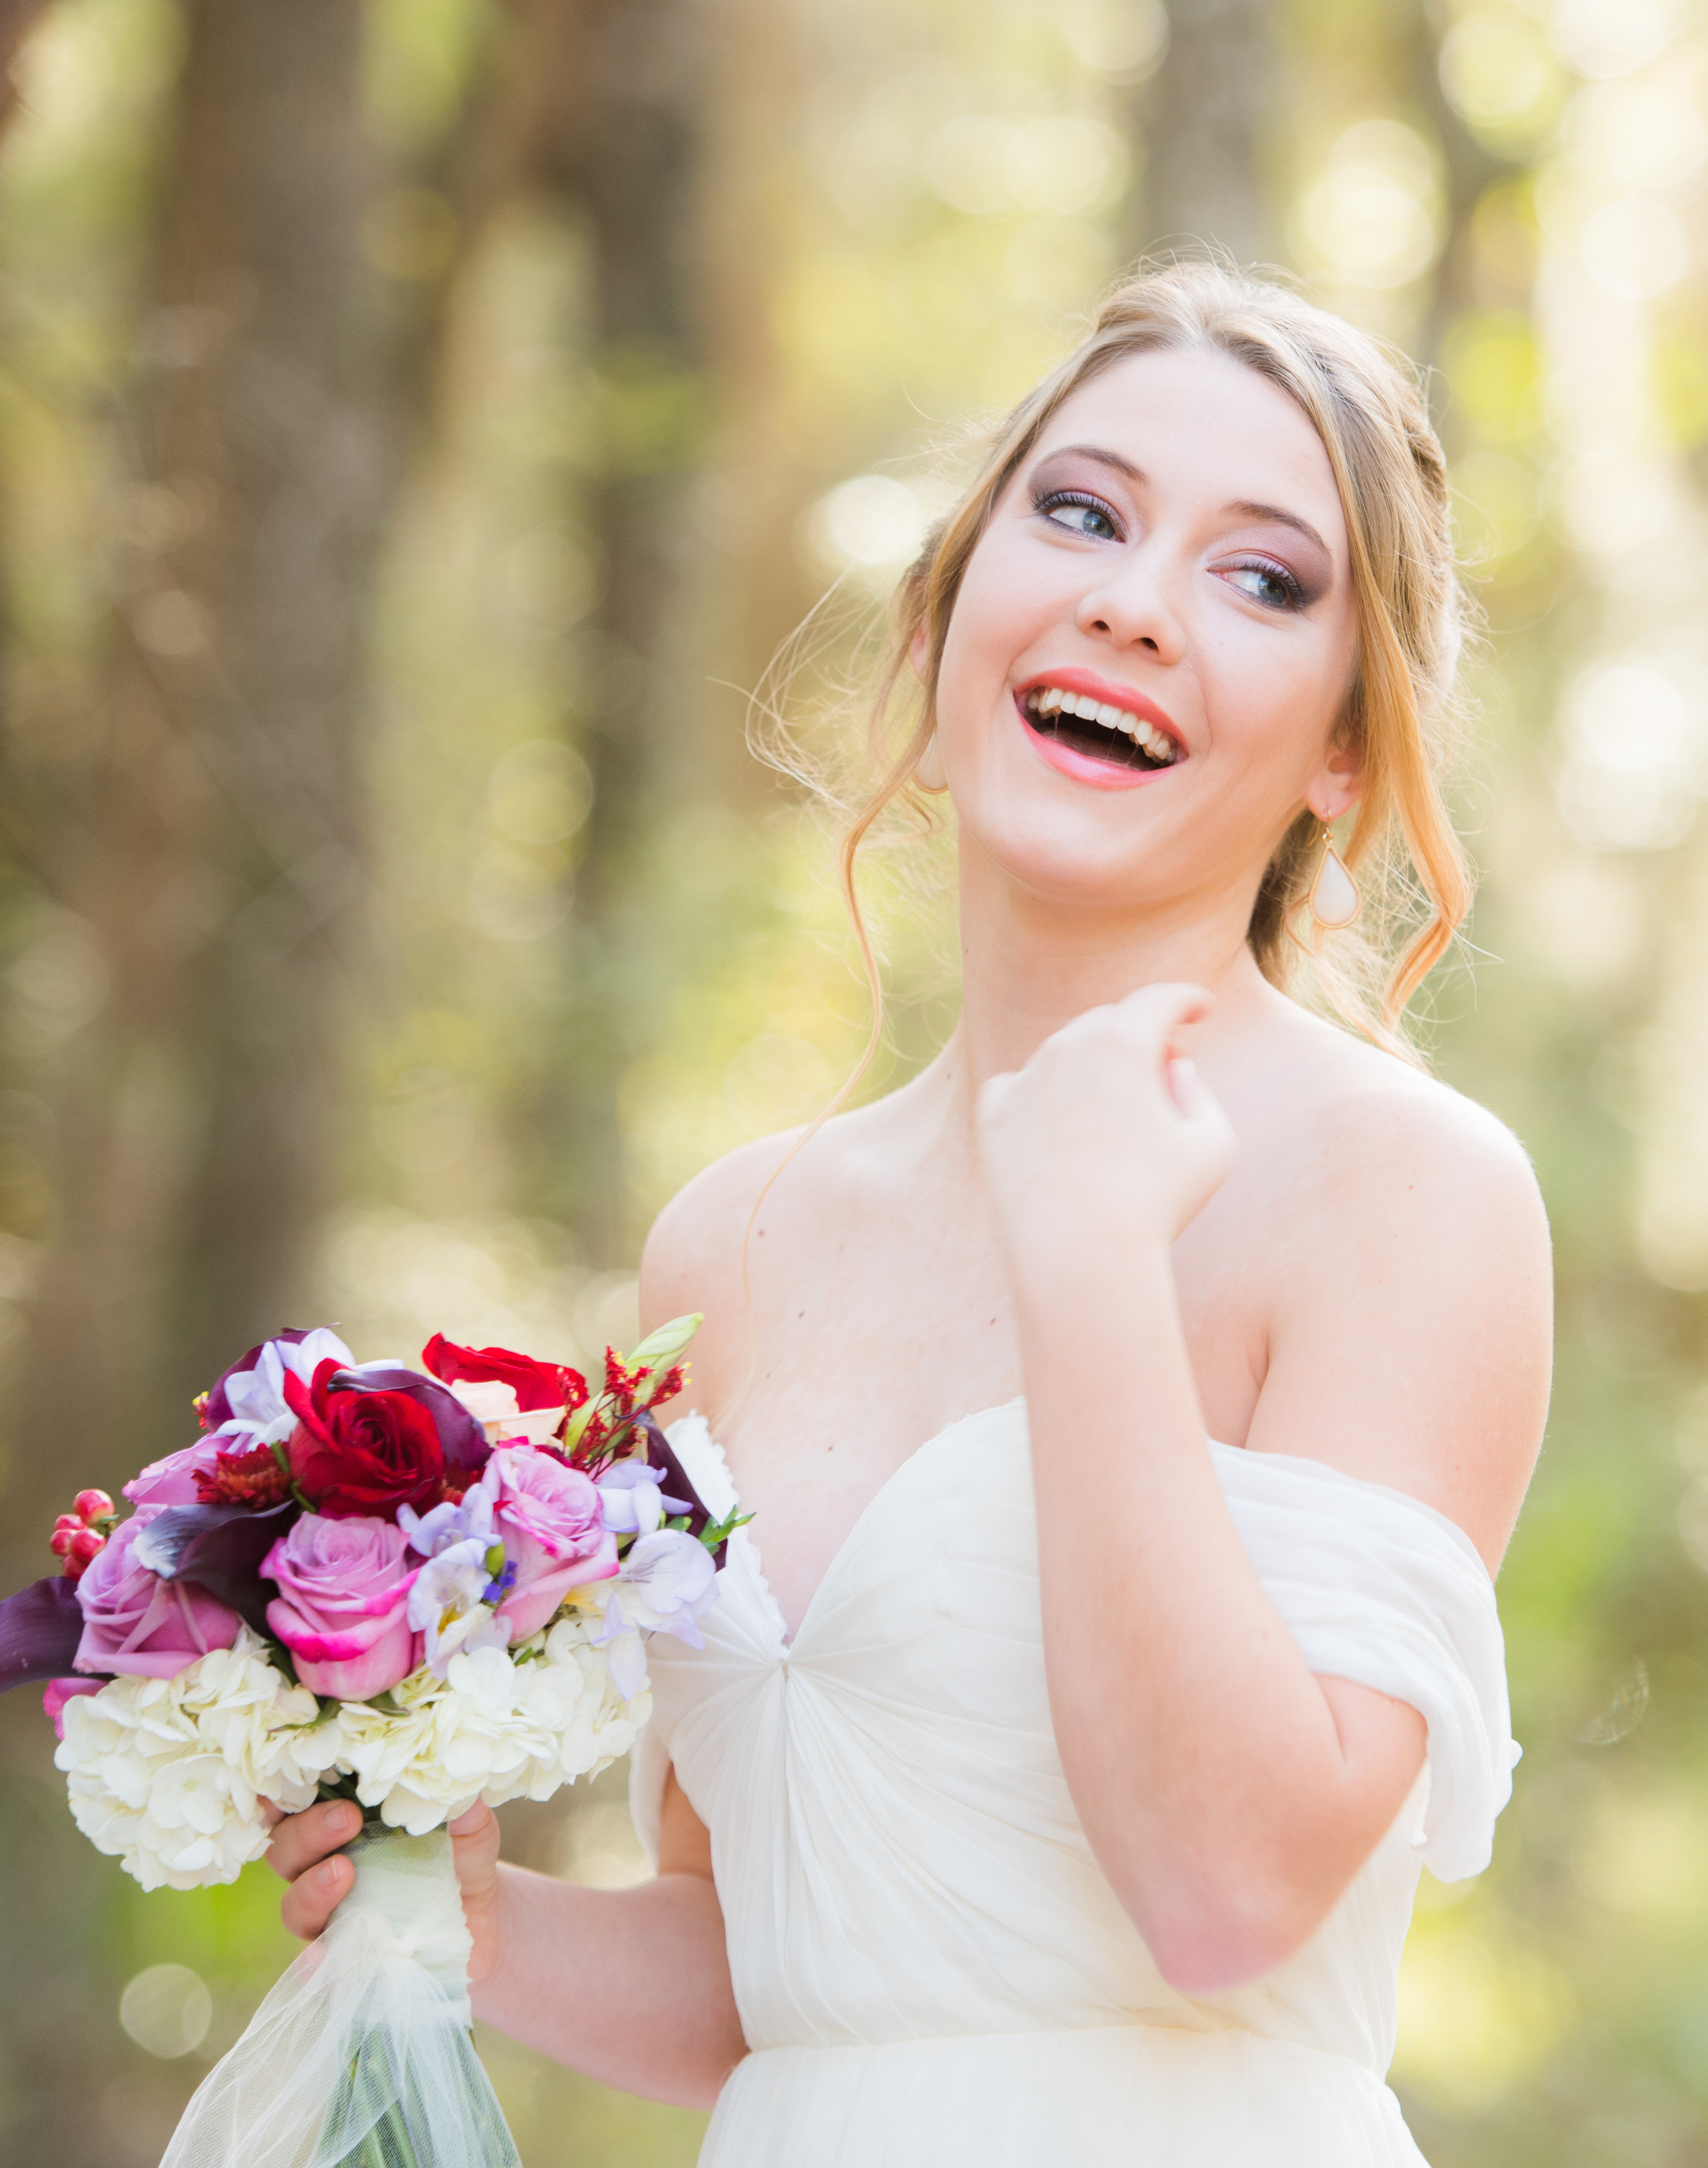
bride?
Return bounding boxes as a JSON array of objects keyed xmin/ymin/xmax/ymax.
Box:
[{"xmin": 271, "ymin": 262, "xmax": 1551, "ymax": 2164}]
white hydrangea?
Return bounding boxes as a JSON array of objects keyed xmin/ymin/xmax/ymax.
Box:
[
  {"xmin": 54, "ymin": 1629, "xmax": 344, "ymax": 1891},
  {"xmin": 336, "ymin": 1619, "xmax": 650, "ymax": 1836},
  {"xmin": 56, "ymin": 1609, "xmax": 656, "ymax": 1883}
]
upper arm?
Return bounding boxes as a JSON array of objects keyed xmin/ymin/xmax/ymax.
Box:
[{"xmin": 1245, "ymin": 1083, "xmax": 1552, "ymax": 1571}]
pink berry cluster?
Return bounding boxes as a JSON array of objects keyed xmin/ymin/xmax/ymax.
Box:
[{"xmin": 51, "ymin": 1490, "xmax": 117, "ymax": 1582}]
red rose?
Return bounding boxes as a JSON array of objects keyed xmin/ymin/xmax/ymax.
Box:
[
  {"xmin": 421, "ymin": 1335, "xmax": 588, "ymax": 1415},
  {"xmin": 284, "ymin": 1361, "xmax": 445, "ymax": 1521}
]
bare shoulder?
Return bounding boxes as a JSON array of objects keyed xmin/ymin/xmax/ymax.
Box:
[
  {"xmin": 641, "ymin": 1127, "xmax": 805, "ymax": 1305},
  {"xmin": 1300, "ymin": 1028, "xmax": 1549, "ymax": 1264},
  {"xmin": 637, "ymin": 1101, "xmax": 888, "ymax": 1419},
  {"xmin": 1241, "ymin": 1012, "xmax": 1552, "ymax": 1565},
  {"xmin": 1233, "ymin": 995, "xmax": 1545, "ymax": 1245},
  {"xmin": 637, "ymin": 1126, "xmax": 808, "ymax": 1411}
]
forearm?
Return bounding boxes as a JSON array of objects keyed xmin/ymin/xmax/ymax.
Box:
[
  {"xmin": 1023, "ymin": 1248, "xmax": 1418, "ymax": 1986},
  {"xmin": 474, "ymin": 1865, "xmax": 747, "ymax": 2107}
]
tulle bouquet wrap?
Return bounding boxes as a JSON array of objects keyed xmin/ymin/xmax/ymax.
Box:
[{"xmin": 0, "ymin": 1314, "xmax": 743, "ymax": 2167}]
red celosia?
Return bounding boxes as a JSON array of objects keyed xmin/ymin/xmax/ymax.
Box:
[
  {"xmin": 570, "ymin": 1410, "xmax": 613, "ymax": 1471},
  {"xmin": 195, "ymin": 1444, "xmax": 294, "ymax": 1511},
  {"xmin": 603, "ymin": 1347, "xmax": 644, "ymax": 1408}
]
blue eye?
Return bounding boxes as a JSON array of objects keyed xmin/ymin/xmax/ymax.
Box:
[
  {"xmin": 1036, "ymin": 491, "xmax": 1120, "ymax": 542},
  {"xmin": 1222, "ymin": 559, "xmax": 1305, "ymax": 611}
]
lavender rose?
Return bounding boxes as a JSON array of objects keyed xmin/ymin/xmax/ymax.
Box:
[
  {"xmin": 484, "ymin": 1446, "xmax": 618, "ymax": 1642},
  {"xmin": 123, "ymin": 1438, "xmax": 223, "ymax": 1507},
  {"xmin": 72, "ymin": 1511, "xmax": 244, "ymax": 1680},
  {"xmin": 262, "ymin": 1513, "xmax": 419, "ymax": 1701}
]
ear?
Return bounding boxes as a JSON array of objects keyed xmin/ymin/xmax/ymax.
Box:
[
  {"xmin": 908, "ymin": 624, "xmax": 930, "ymax": 683},
  {"xmin": 1306, "ymin": 736, "xmax": 1362, "ymax": 826}
]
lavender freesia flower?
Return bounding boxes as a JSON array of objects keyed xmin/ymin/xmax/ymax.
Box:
[
  {"xmin": 596, "ymin": 1461, "xmax": 672, "ymax": 1537},
  {"xmin": 406, "ymin": 1541, "xmax": 510, "ymax": 1677},
  {"xmin": 594, "ymin": 1529, "xmax": 719, "ymax": 1699},
  {"xmin": 397, "ymin": 1485, "xmax": 495, "ymax": 1560},
  {"xmin": 207, "ymin": 1328, "xmax": 355, "ymax": 1447}
]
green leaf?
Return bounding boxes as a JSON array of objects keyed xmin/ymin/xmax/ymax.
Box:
[{"xmin": 622, "ymin": 1311, "xmax": 702, "ymax": 1373}]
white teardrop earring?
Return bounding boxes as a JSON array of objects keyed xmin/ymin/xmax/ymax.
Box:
[
  {"xmin": 1308, "ymin": 827, "xmax": 1360, "ymax": 929},
  {"xmin": 915, "ymin": 731, "xmax": 948, "ymax": 792}
]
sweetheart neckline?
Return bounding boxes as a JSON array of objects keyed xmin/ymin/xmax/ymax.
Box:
[
  {"xmin": 713, "ymin": 1397, "xmax": 1028, "ymax": 1655},
  {"xmin": 684, "ymin": 1396, "xmax": 1493, "ymax": 1658}
]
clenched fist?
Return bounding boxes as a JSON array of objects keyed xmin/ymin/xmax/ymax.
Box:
[{"xmin": 976, "ymin": 984, "xmax": 1236, "ymax": 1280}]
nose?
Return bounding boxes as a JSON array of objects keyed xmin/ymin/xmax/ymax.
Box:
[{"xmin": 1075, "ymin": 546, "xmax": 1187, "ymax": 666}]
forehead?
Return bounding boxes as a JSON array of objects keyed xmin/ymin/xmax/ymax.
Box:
[{"xmin": 1028, "ymin": 345, "xmax": 1347, "ymax": 545}]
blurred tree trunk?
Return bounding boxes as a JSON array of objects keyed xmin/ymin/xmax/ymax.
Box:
[
  {"xmin": 0, "ymin": 1, "xmax": 49, "ymax": 122},
  {"xmin": 492, "ymin": 0, "xmax": 713, "ymax": 1262},
  {"xmin": 1133, "ymin": 0, "xmax": 1278, "ymax": 264},
  {"xmin": 1, "ymin": 12, "xmax": 413, "ymax": 2154},
  {"xmin": 16, "ymin": 0, "xmax": 394, "ymax": 1488}
]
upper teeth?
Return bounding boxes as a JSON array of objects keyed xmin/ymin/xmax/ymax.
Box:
[{"xmin": 1027, "ymin": 685, "xmax": 1177, "ymax": 764}]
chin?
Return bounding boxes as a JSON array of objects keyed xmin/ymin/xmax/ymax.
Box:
[{"xmin": 961, "ymin": 799, "xmax": 1176, "ymax": 914}]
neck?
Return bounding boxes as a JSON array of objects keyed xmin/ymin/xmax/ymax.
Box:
[{"xmin": 931, "ymin": 844, "xmax": 1275, "ymax": 1120}]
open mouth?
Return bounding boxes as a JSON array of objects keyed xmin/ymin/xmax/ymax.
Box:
[{"xmin": 1017, "ymin": 684, "xmax": 1181, "ymax": 773}]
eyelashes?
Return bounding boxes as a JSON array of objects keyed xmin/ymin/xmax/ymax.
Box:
[
  {"xmin": 1218, "ymin": 556, "xmax": 1308, "ymax": 612},
  {"xmin": 1030, "ymin": 487, "xmax": 1312, "ymax": 614},
  {"xmin": 1032, "ymin": 487, "xmax": 1123, "ymax": 542}
]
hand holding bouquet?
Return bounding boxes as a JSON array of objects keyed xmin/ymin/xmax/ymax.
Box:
[{"xmin": 0, "ymin": 1314, "xmax": 737, "ymax": 2167}]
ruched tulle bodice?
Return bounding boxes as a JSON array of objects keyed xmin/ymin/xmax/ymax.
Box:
[{"xmin": 631, "ymin": 1403, "xmax": 1517, "ymax": 2166}]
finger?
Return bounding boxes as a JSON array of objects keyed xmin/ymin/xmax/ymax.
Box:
[
  {"xmin": 281, "ymin": 1850, "xmax": 355, "ymax": 1942},
  {"xmin": 448, "ymin": 1802, "xmax": 492, "ymax": 1839},
  {"xmin": 266, "ymin": 1797, "xmax": 363, "ymax": 1884},
  {"xmin": 1116, "ymin": 980, "xmax": 1215, "ymax": 1045},
  {"xmin": 1166, "ymin": 1056, "xmax": 1217, "ymax": 1119}
]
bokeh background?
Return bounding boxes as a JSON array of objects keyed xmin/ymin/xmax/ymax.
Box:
[{"xmin": 0, "ymin": 0, "xmax": 1703, "ymax": 2159}]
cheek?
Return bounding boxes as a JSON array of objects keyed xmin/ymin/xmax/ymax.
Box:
[
  {"xmin": 1202, "ymin": 622, "xmax": 1351, "ymax": 778},
  {"xmin": 937, "ymin": 536, "xmax": 1056, "ymax": 722}
]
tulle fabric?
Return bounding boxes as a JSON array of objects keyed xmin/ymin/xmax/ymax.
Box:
[
  {"xmin": 159, "ymin": 1828, "xmax": 518, "ymax": 2168},
  {"xmin": 635, "ymin": 1402, "xmax": 1517, "ymax": 2167}
]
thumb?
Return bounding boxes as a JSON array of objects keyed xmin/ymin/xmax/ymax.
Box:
[{"xmin": 447, "ymin": 1800, "xmax": 499, "ymax": 1883}]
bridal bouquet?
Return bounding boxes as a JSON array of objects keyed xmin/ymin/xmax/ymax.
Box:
[{"xmin": 0, "ymin": 1315, "xmax": 738, "ymax": 2168}]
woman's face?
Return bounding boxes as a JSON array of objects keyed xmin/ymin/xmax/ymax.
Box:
[{"xmin": 933, "ymin": 346, "xmax": 1361, "ymax": 920}]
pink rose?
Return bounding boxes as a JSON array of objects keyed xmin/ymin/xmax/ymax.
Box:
[
  {"xmin": 72, "ymin": 1511, "xmax": 243, "ymax": 1679},
  {"xmin": 486, "ymin": 1446, "xmax": 618, "ymax": 1641},
  {"xmin": 263, "ymin": 1513, "xmax": 419, "ymax": 1700},
  {"xmin": 123, "ymin": 1438, "xmax": 223, "ymax": 1507}
]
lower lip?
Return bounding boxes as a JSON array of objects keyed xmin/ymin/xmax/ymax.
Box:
[{"xmin": 1012, "ymin": 694, "xmax": 1178, "ymax": 793}]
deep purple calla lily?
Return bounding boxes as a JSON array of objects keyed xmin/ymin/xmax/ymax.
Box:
[
  {"xmin": 131, "ymin": 1498, "xmax": 299, "ymax": 1634},
  {"xmin": 0, "ymin": 1576, "xmax": 88, "ymax": 1691},
  {"xmin": 329, "ymin": 1366, "xmax": 491, "ymax": 1476},
  {"xmin": 633, "ymin": 1411, "xmax": 728, "ymax": 1564}
]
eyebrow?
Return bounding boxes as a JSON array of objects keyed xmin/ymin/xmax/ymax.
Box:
[
  {"xmin": 1036, "ymin": 444, "xmax": 1336, "ymax": 564},
  {"xmin": 1224, "ymin": 499, "xmax": 1333, "ymax": 562}
]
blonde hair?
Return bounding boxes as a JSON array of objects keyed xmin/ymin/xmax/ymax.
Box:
[{"xmin": 816, "ymin": 258, "xmax": 1472, "ymax": 1072}]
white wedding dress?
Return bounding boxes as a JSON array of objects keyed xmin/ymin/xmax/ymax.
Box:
[{"xmin": 631, "ymin": 1401, "xmax": 1517, "ymax": 2166}]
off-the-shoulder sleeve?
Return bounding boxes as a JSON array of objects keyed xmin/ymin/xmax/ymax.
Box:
[
  {"xmin": 626, "ymin": 1411, "xmax": 740, "ymax": 1867},
  {"xmin": 1212, "ymin": 1443, "xmax": 1520, "ymax": 1882}
]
